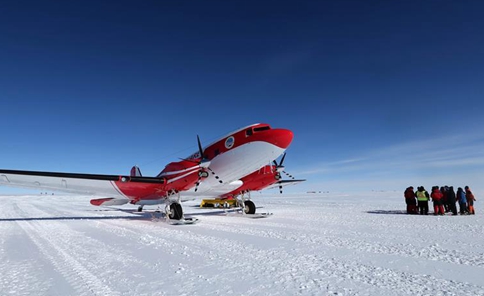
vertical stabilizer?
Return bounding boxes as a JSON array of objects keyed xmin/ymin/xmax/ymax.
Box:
[{"xmin": 130, "ymin": 166, "xmax": 142, "ymax": 177}]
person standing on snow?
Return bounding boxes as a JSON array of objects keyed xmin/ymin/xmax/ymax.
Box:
[
  {"xmin": 441, "ymin": 186, "xmax": 449, "ymax": 212},
  {"xmin": 446, "ymin": 186, "xmax": 458, "ymax": 215},
  {"xmin": 404, "ymin": 186, "xmax": 417, "ymax": 214},
  {"xmin": 431, "ymin": 186, "xmax": 445, "ymax": 215},
  {"xmin": 456, "ymin": 187, "xmax": 467, "ymax": 215},
  {"xmin": 465, "ymin": 186, "xmax": 476, "ymax": 215},
  {"xmin": 416, "ymin": 186, "xmax": 430, "ymax": 215}
]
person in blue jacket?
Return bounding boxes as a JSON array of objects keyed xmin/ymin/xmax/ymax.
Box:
[{"xmin": 456, "ymin": 187, "xmax": 467, "ymax": 215}]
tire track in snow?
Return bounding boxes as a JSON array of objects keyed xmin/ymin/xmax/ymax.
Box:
[
  {"xmin": 296, "ymin": 255, "xmax": 484, "ymax": 296},
  {"xmin": 11, "ymin": 203, "xmax": 122, "ymax": 296},
  {"xmin": 268, "ymin": 206, "xmax": 484, "ymax": 249},
  {"xmin": 194, "ymin": 221, "xmax": 484, "ymax": 295},
  {"xmin": 96, "ymin": 219, "xmax": 484, "ymax": 296},
  {"xmin": 0, "ymin": 202, "xmax": 53, "ymax": 295},
  {"xmin": 5, "ymin": 195, "xmax": 483, "ymax": 295},
  {"xmin": 90, "ymin": 204, "xmax": 484, "ymax": 295},
  {"xmin": 197, "ymin": 214, "xmax": 484, "ymax": 268},
  {"xmin": 201, "ymin": 201, "xmax": 484, "ymax": 267},
  {"xmin": 12, "ymin": 201, "xmax": 186, "ymax": 296},
  {"xmin": 24, "ymin": 202, "xmax": 211, "ymax": 295},
  {"xmin": 93, "ymin": 219, "xmax": 329, "ymax": 295}
]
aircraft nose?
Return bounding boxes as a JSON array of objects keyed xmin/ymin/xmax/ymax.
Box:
[{"xmin": 268, "ymin": 128, "xmax": 294, "ymax": 149}]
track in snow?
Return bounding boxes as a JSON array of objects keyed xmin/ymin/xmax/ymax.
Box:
[{"xmin": 1, "ymin": 192, "xmax": 483, "ymax": 296}]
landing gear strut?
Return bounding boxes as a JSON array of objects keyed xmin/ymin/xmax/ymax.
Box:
[
  {"xmin": 237, "ymin": 191, "xmax": 256, "ymax": 215},
  {"xmin": 167, "ymin": 203, "xmax": 183, "ymax": 220},
  {"xmin": 243, "ymin": 200, "xmax": 256, "ymax": 214},
  {"xmin": 164, "ymin": 190, "xmax": 184, "ymax": 220}
]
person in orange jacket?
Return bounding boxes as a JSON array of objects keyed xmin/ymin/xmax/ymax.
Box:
[
  {"xmin": 431, "ymin": 186, "xmax": 445, "ymax": 215},
  {"xmin": 465, "ymin": 186, "xmax": 476, "ymax": 215}
]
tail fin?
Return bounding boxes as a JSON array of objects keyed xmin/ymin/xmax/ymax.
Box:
[{"xmin": 130, "ymin": 166, "xmax": 142, "ymax": 177}]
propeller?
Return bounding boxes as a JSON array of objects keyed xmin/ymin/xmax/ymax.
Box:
[
  {"xmin": 272, "ymin": 152, "xmax": 296, "ymax": 194},
  {"xmin": 193, "ymin": 135, "xmax": 223, "ymax": 192}
]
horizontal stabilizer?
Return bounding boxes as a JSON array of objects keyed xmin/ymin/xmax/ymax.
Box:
[
  {"xmin": 90, "ymin": 198, "xmax": 129, "ymax": 206},
  {"xmin": 266, "ymin": 179, "xmax": 306, "ymax": 190}
]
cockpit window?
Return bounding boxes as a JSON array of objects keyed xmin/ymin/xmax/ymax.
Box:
[
  {"xmin": 246, "ymin": 129, "xmax": 253, "ymax": 136},
  {"xmin": 253, "ymin": 126, "xmax": 270, "ymax": 132}
]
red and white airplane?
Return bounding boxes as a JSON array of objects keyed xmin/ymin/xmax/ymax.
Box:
[{"xmin": 0, "ymin": 123, "xmax": 303, "ymax": 221}]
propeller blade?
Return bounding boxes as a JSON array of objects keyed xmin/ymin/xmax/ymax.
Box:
[
  {"xmin": 191, "ymin": 135, "xmax": 222, "ymax": 191},
  {"xmin": 280, "ymin": 153, "xmax": 286, "ymax": 166},
  {"xmin": 194, "ymin": 178, "xmax": 202, "ymax": 192},
  {"xmin": 208, "ymin": 167, "xmax": 223, "ymax": 184},
  {"xmin": 283, "ymin": 170, "xmax": 295, "ymax": 179},
  {"xmin": 194, "ymin": 178, "xmax": 201, "ymax": 192},
  {"xmin": 197, "ymin": 135, "xmax": 204, "ymax": 159}
]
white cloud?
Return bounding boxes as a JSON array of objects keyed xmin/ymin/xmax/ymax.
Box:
[{"xmin": 292, "ymin": 132, "xmax": 484, "ymax": 192}]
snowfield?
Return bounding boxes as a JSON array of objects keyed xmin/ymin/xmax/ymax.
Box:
[{"xmin": 1, "ymin": 192, "xmax": 483, "ymax": 296}]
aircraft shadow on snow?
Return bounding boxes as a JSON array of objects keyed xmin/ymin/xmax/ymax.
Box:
[
  {"xmin": 366, "ymin": 210, "xmax": 408, "ymax": 215},
  {"xmin": 0, "ymin": 206, "xmax": 255, "ymax": 222},
  {"xmin": 187, "ymin": 205, "xmax": 267, "ymax": 216},
  {"xmin": 0, "ymin": 209, "xmax": 166, "ymax": 222}
]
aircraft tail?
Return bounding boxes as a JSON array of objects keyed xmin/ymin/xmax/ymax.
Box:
[{"xmin": 130, "ymin": 166, "xmax": 142, "ymax": 177}]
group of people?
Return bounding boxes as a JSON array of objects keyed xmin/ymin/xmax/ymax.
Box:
[{"xmin": 404, "ymin": 185, "xmax": 476, "ymax": 215}]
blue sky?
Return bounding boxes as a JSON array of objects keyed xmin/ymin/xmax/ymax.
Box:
[{"xmin": 1, "ymin": 1, "xmax": 483, "ymax": 195}]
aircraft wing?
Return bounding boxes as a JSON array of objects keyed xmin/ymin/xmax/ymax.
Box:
[{"xmin": 0, "ymin": 169, "xmax": 165, "ymax": 197}]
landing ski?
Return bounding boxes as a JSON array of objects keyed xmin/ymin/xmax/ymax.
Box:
[
  {"xmin": 244, "ymin": 213, "xmax": 272, "ymax": 219},
  {"xmin": 167, "ymin": 217, "xmax": 200, "ymax": 225},
  {"xmin": 226, "ymin": 212, "xmax": 273, "ymax": 219}
]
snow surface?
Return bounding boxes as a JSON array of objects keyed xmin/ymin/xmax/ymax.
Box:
[{"xmin": 1, "ymin": 192, "xmax": 483, "ymax": 296}]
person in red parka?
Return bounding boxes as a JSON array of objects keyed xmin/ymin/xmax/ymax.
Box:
[
  {"xmin": 404, "ymin": 186, "xmax": 417, "ymax": 214},
  {"xmin": 431, "ymin": 186, "xmax": 445, "ymax": 215},
  {"xmin": 465, "ymin": 186, "xmax": 476, "ymax": 215}
]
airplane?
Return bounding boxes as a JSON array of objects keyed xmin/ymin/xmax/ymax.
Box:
[{"xmin": 0, "ymin": 123, "xmax": 303, "ymax": 222}]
